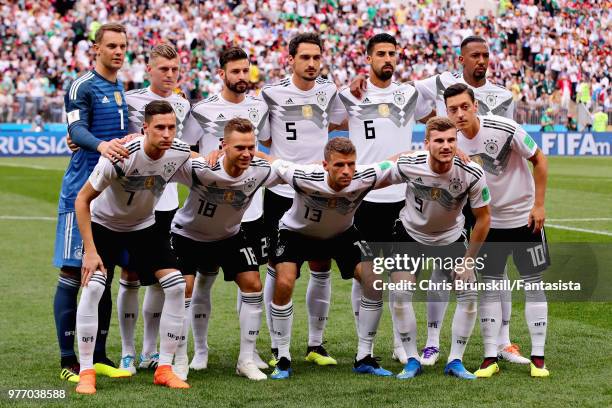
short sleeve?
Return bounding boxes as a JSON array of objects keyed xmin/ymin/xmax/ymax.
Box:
[
  {"xmin": 181, "ymin": 111, "xmax": 204, "ymax": 146},
  {"xmin": 170, "ymin": 158, "xmax": 193, "ymax": 187},
  {"xmin": 271, "ymin": 159, "xmax": 298, "ymax": 184},
  {"xmin": 328, "ymin": 92, "xmax": 348, "ymax": 125},
  {"xmin": 414, "ymin": 75, "xmax": 437, "ymax": 114},
  {"xmin": 511, "ymin": 125, "xmax": 538, "ymax": 159},
  {"xmin": 468, "ymin": 166, "xmax": 491, "ymax": 209},
  {"xmin": 88, "ymin": 158, "xmax": 116, "ymax": 192},
  {"xmin": 414, "ymin": 90, "xmax": 431, "ymax": 121}
]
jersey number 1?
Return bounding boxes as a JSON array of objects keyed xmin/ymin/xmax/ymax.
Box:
[{"xmin": 118, "ymin": 109, "xmax": 124, "ymax": 130}]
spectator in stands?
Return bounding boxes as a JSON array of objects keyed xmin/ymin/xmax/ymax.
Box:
[{"xmin": 541, "ymin": 108, "xmax": 555, "ymax": 131}]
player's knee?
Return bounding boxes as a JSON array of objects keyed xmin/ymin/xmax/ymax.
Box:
[
  {"xmin": 160, "ymin": 273, "xmax": 186, "ymax": 297},
  {"xmin": 122, "ymin": 268, "xmax": 139, "ymax": 282},
  {"xmin": 242, "ymin": 279, "xmax": 263, "ymax": 293}
]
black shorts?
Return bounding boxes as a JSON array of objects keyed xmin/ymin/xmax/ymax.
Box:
[
  {"xmin": 392, "ymin": 220, "xmax": 467, "ymax": 276},
  {"xmin": 354, "ymin": 200, "xmax": 404, "ymax": 256},
  {"xmin": 479, "ymin": 226, "xmax": 550, "ymax": 280},
  {"xmin": 242, "ymin": 216, "xmax": 269, "ymax": 265},
  {"xmin": 123, "ymin": 208, "xmax": 177, "ymax": 271},
  {"xmin": 263, "ymin": 190, "xmax": 293, "ymax": 252},
  {"xmin": 272, "ymin": 225, "xmax": 373, "ymax": 280},
  {"xmin": 171, "ymin": 230, "xmax": 258, "ymax": 281},
  {"xmin": 92, "ymin": 222, "xmax": 178, "ymax": 286}
]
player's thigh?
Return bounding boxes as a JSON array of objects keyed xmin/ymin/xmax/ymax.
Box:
[
  {"xmin": 91, "ymin": 222, "xmax": 127, "ymax": 271},
  {"xmin": 129, "ymin": 225, "xmax": 179, "ymax": 286},
  {"xmin": 219, "ymin": 231, "xmax": 260, "ymax": 283},
  {"xmin": 355, "ymin": 200, "xmax": 403, "ymax": 256},
  {"xmin": 334, "ymin": 226, "xmax": 375, "ymax": 280},
  {"xmin": 53, "ymin": 211, "xmax": 84, "ymax": 269},
  {"xmin": 271, "ymin": 228, "xmax": 307, "ymax": 280},
  {"xmin": 241, "ymin": 216, "xmax": 269, "ymax": 266},
  {"xmin": 171, "ymin": 232, "xmax": 217, "ymax": 277},
  {"xmin": 154, "ymin": 208, "xmax": 177, "ymax": 239},
  {"xmin": 478, "ymin": 228, "xmax": 514, "ymax": 281},
  {"xmin": 263, "ymin": 190, "xmax": 293, "ymax": 252},
  {"xmin": 511, "ymin": 226, "xmax": 550, "ymax": 280}
]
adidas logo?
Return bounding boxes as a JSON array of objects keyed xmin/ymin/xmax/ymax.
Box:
[
  {"xmin": 216, "ymin": 113, "xmax": 226, "ymax": 120},
  {"xmin": 415, "ymin": 177, "xmax": 423, "ymax": 183},
  {"xmin": 101, "ymin": 96, "xmax": 110, "ymax": 104},
  {"xmin": 363, "ymin": 97, "xmax": 371, "ymax": 103},
  {"xmin": 132, "ymin": 169, "xmax": 140, "ymax": 175},
  {"xmin": 285, "ymin": 98, "xmax": 294, "ymax": 104}
]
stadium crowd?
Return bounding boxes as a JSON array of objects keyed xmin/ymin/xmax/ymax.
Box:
[{"xmin": 0, "ymin": 0, "xmax": 610, "ymax": 126}]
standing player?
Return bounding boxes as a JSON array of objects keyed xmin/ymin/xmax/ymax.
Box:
[
  {"xmin": 414, "ymin": 36, "xmax": 522, "ymax": 365},
  {"xmin": 261, "ymin": 33, "xmax": 346, "ymax": 366},
  {"xmin": 74, "ymin": 101, "xmax": 192, "ymax": 394},
  {"xmin": 443, "ymin": 84, "xmax": 550, "ymax": 378},
  {"xmin": 117, "ymin": 43, "xmax": 192, "ymax": 376},
  {"xmin": 170, "ymin": 119, "xmax": 281, "ymax": 381},
  {"xmin": 267, "ymin": 137, "xmax": 395, "ymax": 379},
  {"xmin": 181, "ymin": 47, "xmax": 270, "ymax": 372},
  {"xmin": 52, "ymin": 23, "xmax": 132, "ymax": 383},
  {"xmin": 385, "ymin": 117, "xmax": 491, "ymax": 380},
  {"xmin": 338, "ymin": 33, "xmax": 430, "ymax": 364}
]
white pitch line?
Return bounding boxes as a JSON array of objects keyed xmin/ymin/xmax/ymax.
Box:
[
  {"xmin": 548, "ymin": 218, "xmax": 612, "ymax": 222},
  {"xmin": 0, "ymin": 215, "xmax": 55, "ymax": 221},
  {"xmin": 547, "ymin": 223, "xmax": 612, "ymax": 237},
  {"xmin": 0, "ymin": 162, "xmax": 62, "ymax": 170}
]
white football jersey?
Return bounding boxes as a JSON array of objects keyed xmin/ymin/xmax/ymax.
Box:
[
  {"xmin": 261, "ymin": 76, "xmax": 346, "ymax": 198},
  {"xmin": 415, "ymin": 71, "xmax": 515, "ymax": 119},
  {"xmin": 171, "ymin": 157, "xmax": 281, "ymax": 242},
  {"xmin": 125, "ymin": 87, "xmax": 191, "ymax": 211},
  {"xmin": 181, "ymin": 93, "xmax": 270, "ymax": 222},
  {"xmin": 457, "ymin": 115, "xmax": 537, "ymax": 229},
  {"xmin": 89, "ymin": 137, "xmax": 191, "ymax": 232},
  {"xmin": 388, "ymin": 151, "xmax": 490, "ymax": 245},
  {"xmin": 275, "ymin": 160, "xmax": 392, "ymax": 239},
  {"xmin": 339, "ymin": 79, "xmax": 430, "ymax": 203}
]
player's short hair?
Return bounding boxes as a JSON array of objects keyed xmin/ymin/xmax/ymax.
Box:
[
  {"xmin": 425, "ymin": 117, "xmax": 456, "ymax": 141},
  {"xmin": 94, "ymin": 23, "xmax": 127, "ymax": 44},
  {"xmin": 219, "ymin": 47, "xmax": 249, "ymax": 69},
  {"xmin": 150, "ymin": 43, "xmax": 178, "ymax": 61},
  {"xmin": 443, "ymin": 83, "xmax": 475, "ymax": 103},
  {"xmin": 460, "ymin": 35, "xmax": 487, "ymax": 50},
  {"xmin": 288, "ymin": 33, "xmax": 322, "ymax": 57},
  {"xmin": 224, "ymin": 117, "xmax": 254, "ymax": 140},
  {"xmin": 144, "ymin": 100, "xmax": 174, "ymax": 123},
  {"xmin": 324, "ymin": 137, "xmax": 356, "ymax": 161},
  {"xmin": 366, "ymin": 33, "xmax": 397, "ymax": 55}
]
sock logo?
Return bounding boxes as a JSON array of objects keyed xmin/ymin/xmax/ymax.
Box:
[
  {"xmin": 368, "ymin": 331, "xmax": 377, "ymax": 336},
  {"xmin": 195, "ymin": 313, "xmax": 207, "ymax": 318},
  {"xmin": 248, "ymin": 330, "xmax": 259, "ymax": 336},
  {"xmin": 481, "ymin": 318, "xmax": 495, "ymax": 323},
  {"xmin": 81, "ymin": 336, "xmax": 94, "ymax": 343},
  {"xmin": 534, "ymin": 322, "xmax": 546, "ymax": 327},
  {"xmin": 428, "ymin": 322, "xmax": 439, "ymax": 328},
  {"xmin": 400, "ymin": 336, "xmax": 411, "ymax": 342},
  {"xmin": 153, "ymin": 313, "xmax": 161, "ymax": 318},
  {"xmin": 318, "ymin": 317, "xmax": 328, "ymax": 321},
  {"xmin": 124, "ymin": 313, "xmax": 135, "ymax": 319},
  {"xmin": 64, "ymin": 330, "xmax": 75, "ymax": 336}
]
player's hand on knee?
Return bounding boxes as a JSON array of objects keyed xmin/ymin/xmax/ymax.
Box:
[
  {"xmin": 528, "ymin": 205, "xmax": 545, "ymax": 233},
  {"xmin": 452, "ymin": 263, "xmax": 475, "ymax": 285},
  {"xmin": 81, "ymin": 252, "xmax": 106, "ymax": 286},
  {"xmin": 66, "ymin": 134, "xmax": 80, "ymax": 152},
  {"xmin": 97, "ymin": 139, "xmax": 130, "ymax": 161},
  {"xmin": 455, "ymin": 148, "xmax": 471, "ymax": 164}
]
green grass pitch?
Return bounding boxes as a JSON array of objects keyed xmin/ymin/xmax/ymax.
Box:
[{"xmin": 0, "ymin": 156, "xmax": 611, "ymax": 407}]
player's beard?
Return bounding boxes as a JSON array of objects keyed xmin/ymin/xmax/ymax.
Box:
[
  {"xmin": 472, "ymin": 68, "xmax": 487, "ymax": 81},
  {"xmin": 374, "ymin": 65, "xmax": 394, "ymax": 81},
  {"xmin": 226, "ymin": 79, "xmax": 248, "ymax": 94}
]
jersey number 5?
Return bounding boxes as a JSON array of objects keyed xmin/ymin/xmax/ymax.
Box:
[{"xmin": 286, "ymin": 122, "xmax": 297, "ymax": 140}]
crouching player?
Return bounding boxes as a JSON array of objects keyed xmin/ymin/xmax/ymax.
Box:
[
  {"xmin": 170, "ymin": 118, "xmax": 282, "ymax": 381},
  {"xmin": 386, "ymin": 117, "xmax": 491, "ymax": 379},
  {"xmin": 74, "ymin": 101, "xmax": 192, "ymax": 394},
  {"xmin": 268, "ymin": 137, "xmax": 399, "ymax": 379}
]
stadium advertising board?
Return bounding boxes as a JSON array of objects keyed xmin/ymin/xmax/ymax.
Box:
[{"xmin": 0, "ymin": 131, "xmax": 611, "ymax": 157}]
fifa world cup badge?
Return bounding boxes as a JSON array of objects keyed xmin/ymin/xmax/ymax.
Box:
[
  {"xmin": 114, "ymin": 91, "xmax": 123, "ymax": 106},
  {"xmin": 472, "ymin": 155, "xmax": 484, "ymax": 167},
  {"xmin": 302, "ymin": 104, "xmax": 313, "ymax": 119},
  {"xmin": 430, "ymin": 188, "xmax": 441, "ymax": 200},
  {"xmin": 378, "ymin": 103, "xmax": 390, "ymax": 117},
  {"xmin": 144, "ymin": 176, "xmax": 155, "ymax": 189},
  {"xmin": 224, "ymin": 190, "xmax": 235, "ymax": 202}
]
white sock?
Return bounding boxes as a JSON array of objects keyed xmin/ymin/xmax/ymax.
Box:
[
  {"xmin": 117, "ymin": 279, "xmax": 140, "ymax": 357},
  {"xmin": 175, "ymin": 297, "xmax": 191, "ymax": 363},
  {"xmin": 351, "ymin": 278, "xmax": 361, "ymax": 330},
  {"xmin": 498, "ymin": 268, "xmax": 512, "ymax": 348},
  {"xmin": 158, "ymin": 272, "xmax": 186, "ymax": 366},
  {"xmin": 238, "ymin": 291, "xmax": 263, "ymax": 363},
  {"xmin": 306, "ymin": 270, "xmax": 331, "ymax": 347},
  {"xmin": 191, "ymin": 272, "xmax": 217, "ymax": 358},
  {"xmin": 270, "ymin": 301, "xmax": 293, "ymax": 361},
  {"xmin": 357, "ymin": 297, "xmax": 383, "ymax": 361},
  {"xmin": 263, "ymin": 266, "xmax": 278, "ymax": 349},
  {"xmin": 390, "ymin": 290, "xmax": 418, "ymax": 359},
  {"xmin": 479, "ymin": 285, "xmax": 503, "ymax": 358},
  {"xmin": 389, "ymin": 290, "xmax": 403, "ymax": 352},
  {"xmin": 525, "ymin": 289, "xmax": 547, "ymax": 356},
  {"xmin": 141, "ymin": 284, "xmax": 164, "ymax": 355},
  {"xmin": 76, "ymin": 271, "xmax": 106, "ymax": 372},
  {"xmin": 425, "ymin": 267, "xmax": 450, "ymax": 348},
  {"xmin": 448, "ymin": 291, "xmax": 477, "ymax": 362}
]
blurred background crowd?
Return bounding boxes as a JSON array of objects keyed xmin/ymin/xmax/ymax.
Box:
[{"xmin": 0, "ymin": 0, "xmax": 610, "ymax": 129}]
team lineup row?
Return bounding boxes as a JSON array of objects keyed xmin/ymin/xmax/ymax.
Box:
[{"xmin": 52, "ymin": 24, "xmax": 550, "ymax": 395}]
